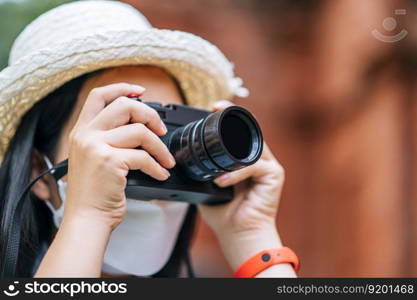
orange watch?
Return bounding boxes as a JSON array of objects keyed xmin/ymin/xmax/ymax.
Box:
[{"xmin": 233, "ymin": 247, "xmax": 299, "ymax": 278}]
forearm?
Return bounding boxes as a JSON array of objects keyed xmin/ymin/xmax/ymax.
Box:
[
  {"xmin": 218, "ymin": 226, "xmax": 297, "ymax": 278},
  {"xmin": 35, "ymin": 215, "xmax": 111, "ymax": 277}
]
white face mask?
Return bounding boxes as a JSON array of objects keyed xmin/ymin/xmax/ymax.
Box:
[{"xmin": 43, "ymin": 156, "xmax": 190, "ymax": 276}]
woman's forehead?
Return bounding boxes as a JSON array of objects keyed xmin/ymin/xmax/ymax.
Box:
[
  {"xmin": 82, "ymin": 66, "xmax": 184, "ymax": 106},
  {"xmin": 54, "ymin": 65, "xmax": 185, "ymax": 163}
]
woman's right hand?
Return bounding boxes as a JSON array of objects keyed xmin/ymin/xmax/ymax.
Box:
[
  {"xmin": 36, "ymin": 83, "xmax": 176, "ymax": 277},
  {"xmin": 65, "ymin": 83, "xmax": 176, "ymax": 229}
]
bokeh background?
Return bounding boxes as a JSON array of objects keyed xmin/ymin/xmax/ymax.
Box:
[{"xmin": 1, "ymin": 0, "xmax": 417, "ymax": 277}]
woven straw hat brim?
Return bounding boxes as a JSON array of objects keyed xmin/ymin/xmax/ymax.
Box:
[{"xmin": 0, "ymin": 28, "xmax": 238, "ymax": 165}]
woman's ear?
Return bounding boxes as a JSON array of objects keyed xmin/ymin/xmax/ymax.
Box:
[{"xmin": 30, "ymin": 149, "xmax": 51, "ymax": 201}]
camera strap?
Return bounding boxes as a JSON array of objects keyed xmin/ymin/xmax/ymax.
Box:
[{"xmin": 1, "ymin": 160, "xmax": 68, "ymax": 277}]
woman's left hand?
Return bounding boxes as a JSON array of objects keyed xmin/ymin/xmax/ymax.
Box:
[{"xmin": 198, "ymin": 100, "xmax": 291, "ymax": 275}]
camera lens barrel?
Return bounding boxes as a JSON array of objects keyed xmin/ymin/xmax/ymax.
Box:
[{"xmin": 169, "ymin": 106, "xmax": 263, "ymax": 181}]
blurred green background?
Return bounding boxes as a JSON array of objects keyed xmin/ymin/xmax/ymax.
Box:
[{"xmin": 0, "ymin": 0, "xmax": 72, "ymax": 69}]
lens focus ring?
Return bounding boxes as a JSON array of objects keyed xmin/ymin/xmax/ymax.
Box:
[{"xmin": 169, "ymin": 106, "xmax": 263, "ymax": 181}]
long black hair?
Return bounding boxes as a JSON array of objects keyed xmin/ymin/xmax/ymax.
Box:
[
  {"xmin": 0, "ymin": 74, "xmax": 88, "ymax": 276},
  {"xmin": 0, "ymin": 72, "xmax": 197, "ymax": 277}
]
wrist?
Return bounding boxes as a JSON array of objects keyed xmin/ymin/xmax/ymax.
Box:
[
  {"xmin": 37, "ymin": 210, "xmax": 113, "ymax": 277},
  {"xmin": 60, "ymin": 211, "xmax": 113, "ymax": 235},
  {"xmin": 217, "ymin": 225, "xmax": 283, "ymax": 272},
  {"xmin": 63, "ymin": 198, "xmax": 124, "ymax": 231},
  {"xmin": 58, "ymin": 212, "xmax": 114, "ymax": 255}
]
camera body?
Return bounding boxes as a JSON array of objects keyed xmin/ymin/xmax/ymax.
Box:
[{"xmin": 125, "ymin": 99, "xmax": 263, "ymax": 205}]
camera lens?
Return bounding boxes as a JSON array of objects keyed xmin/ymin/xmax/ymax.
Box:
[
  {"xmin": 221, "ymin": 113, "xmax": 252, "ymax": 160},
  {"xmin": 169, "ymin": 106, "xmax": 263, "ymax": 181}
]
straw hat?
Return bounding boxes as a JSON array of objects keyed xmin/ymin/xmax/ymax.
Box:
[{"xmin": 0, "ymin": 0, "xmax": 248, "ymax": 165}]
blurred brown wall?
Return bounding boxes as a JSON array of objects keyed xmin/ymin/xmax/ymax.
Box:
[{"xmin": 124, "ymin": 0, "xmax": 417, "ymax": 277}]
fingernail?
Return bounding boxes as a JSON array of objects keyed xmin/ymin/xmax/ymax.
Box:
[
  {"xmin": 214, "ymin": 173, "xmax": 230, "ymax": 184},
  {"xmin": 162, "ymin": 169, "xmax": 170, "ymax": 179},
  {"xmin": 160, "ymin": 120, "xmax": 168, "ymax": 135},
  {"xmin": 169, "ymin": 155, "xmax": 176, "ymax": 168},
  {"xmin": 131, "ymin": 84, "xmax": 146, "ymax": 92}
]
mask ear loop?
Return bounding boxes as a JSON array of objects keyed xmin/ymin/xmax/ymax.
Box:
[{"xmin": 43, "ymin": 156, "xmax": 68, "ymax": 226}]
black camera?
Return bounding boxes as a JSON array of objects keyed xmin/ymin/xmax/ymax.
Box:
[{"xmin": 125, "ymin": 97, "xmax": 264, "ymax": 205}]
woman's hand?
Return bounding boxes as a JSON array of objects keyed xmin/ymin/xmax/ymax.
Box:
[
  {"xmin": 198, "ymin": 100, "xmax": 295, "ymax": 277},
  {"xmin": 36, "ymin": 83, "xmax": 176, "ymax": 277},
  {"xmin": 65, "ymin": 83, "xmax": 175, "ymax": 229}
]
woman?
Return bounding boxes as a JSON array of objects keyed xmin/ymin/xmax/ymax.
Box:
[{"xmin": 0, "ymin": 1, "xmax": 297, "ymax": 278}]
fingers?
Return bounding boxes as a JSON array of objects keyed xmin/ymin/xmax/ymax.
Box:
[
  {"xmin": 214, "ymin": 160, "xmax": 284, "ymax": 187},
  {"xmin": 214, "ymin": 164, "xmax": 258, "ymax": 187},
  {"xmin": 91, "ymin": 96, "xmax": 166, "ymax": 135},
  {"xmin": 104, "ymin": 123, "xmax": 175, "ymax": 169},
  {"xmin": 114, "ymin": 148, "xmax": 171, "ymax": 181},
  {"xmin": 214, "ymin": 142, "xmax": 284, "ymax": 187},
  {"xmin": 77, "ymin": 83, "xmax": 146, "ymax": 126},
  {"xmin": 72, "ymin": 82, "xmax": 174, "ymax": 179}
]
